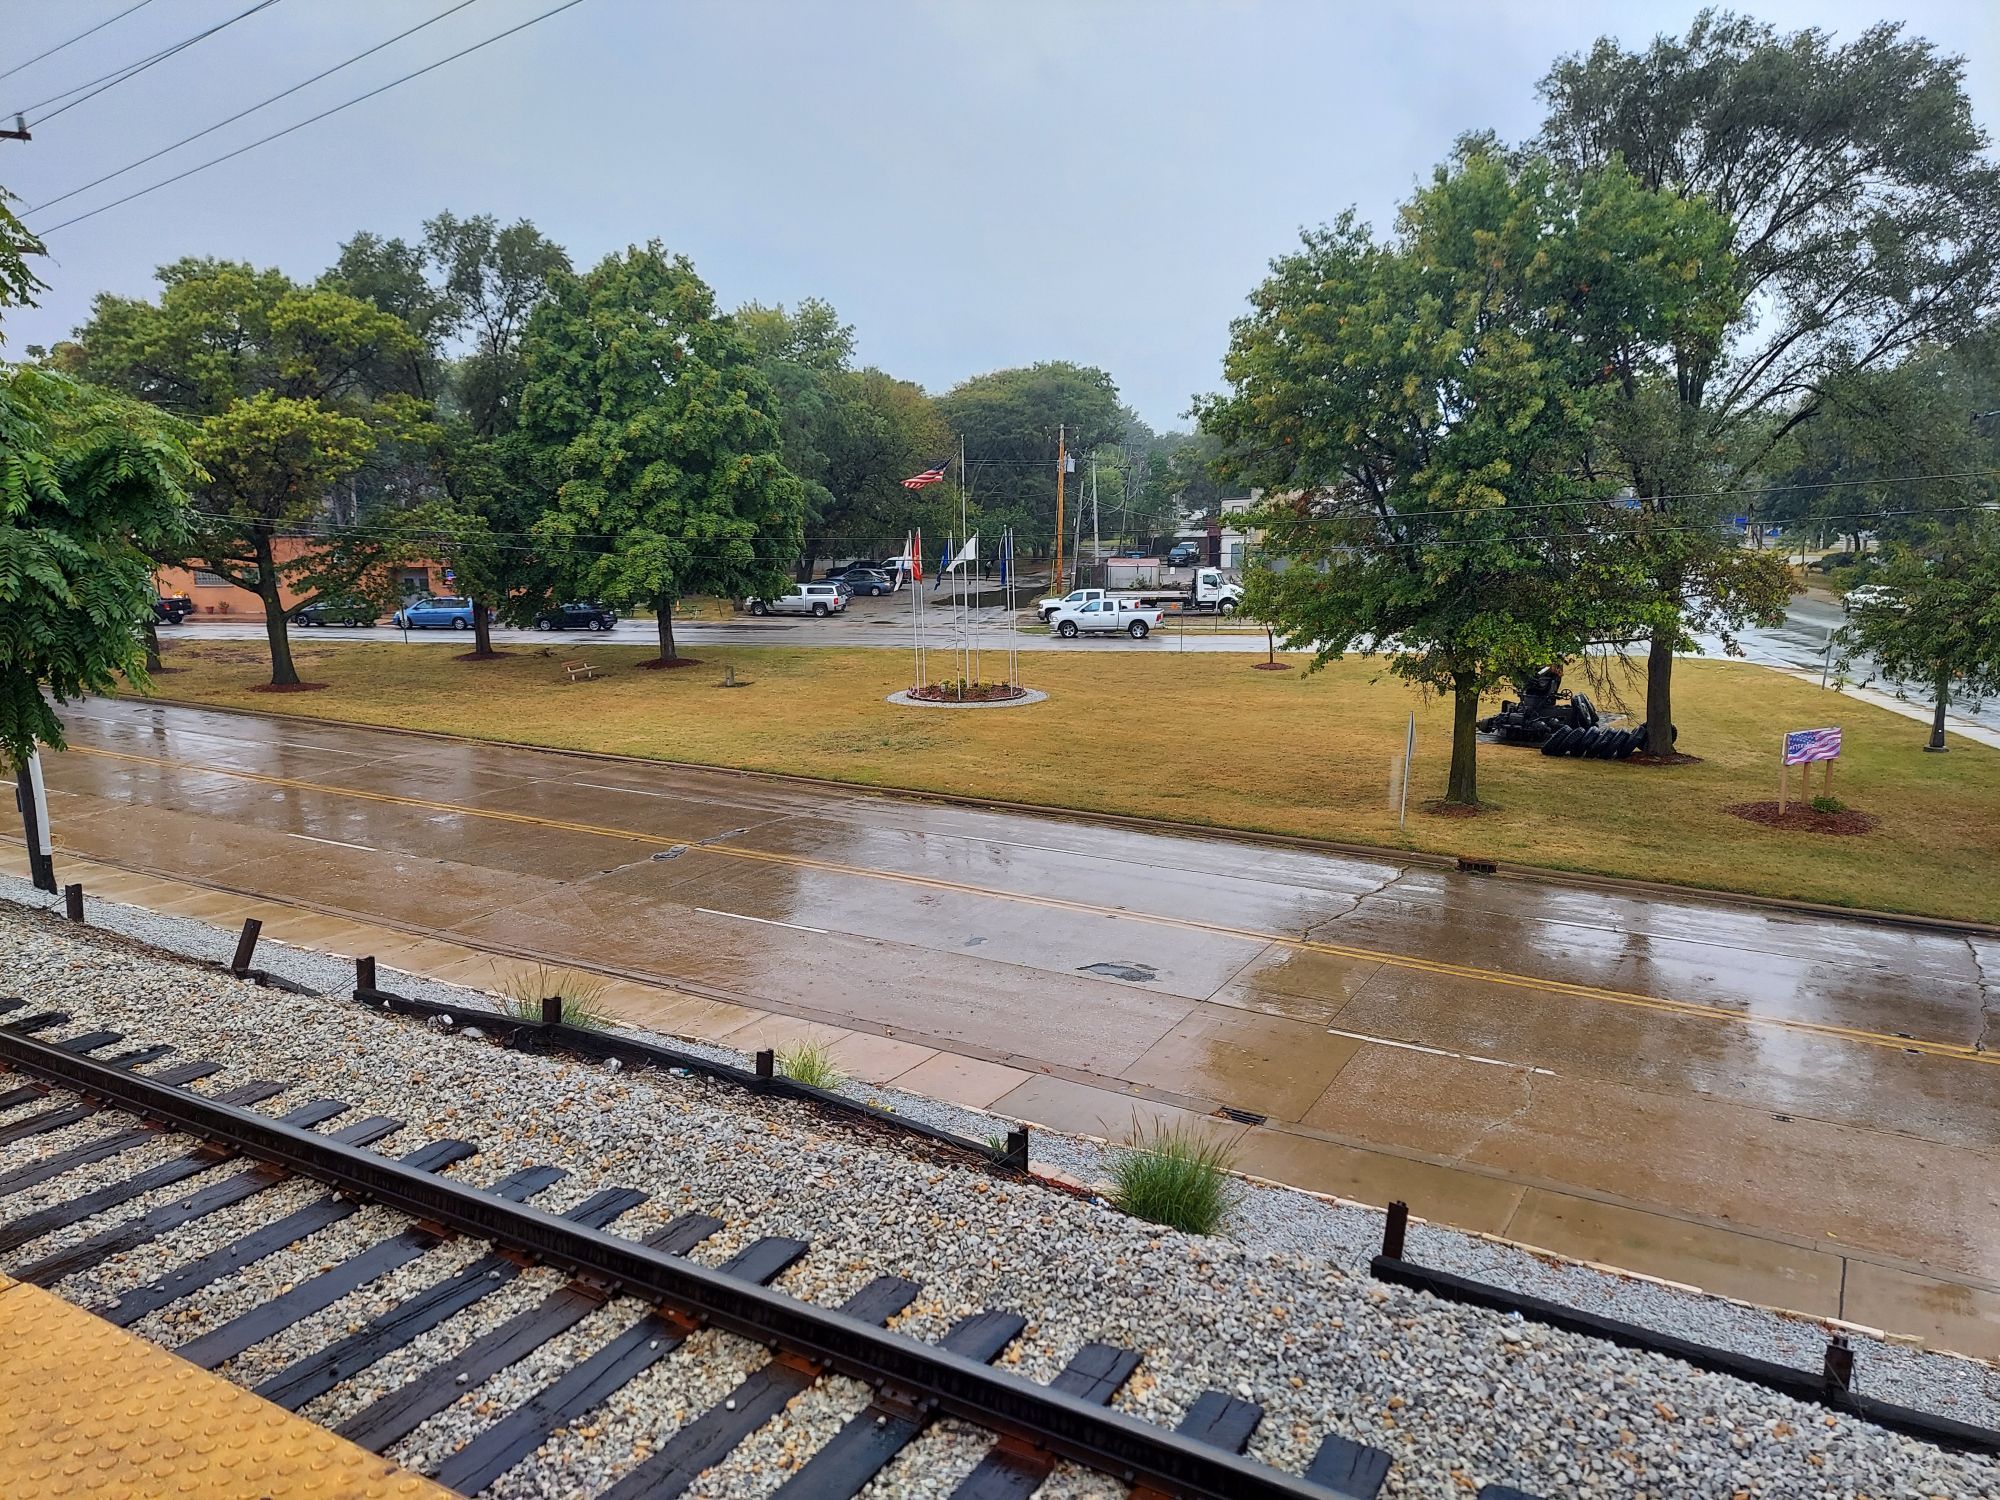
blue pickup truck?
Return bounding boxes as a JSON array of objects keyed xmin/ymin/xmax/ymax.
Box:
[{"xmin": 391, "ymin": 595, "xmax": 479, "ymax": 630}]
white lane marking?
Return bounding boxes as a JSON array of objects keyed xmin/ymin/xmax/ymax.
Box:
[
  {"xmin": 573, "ymin": 780, "xmax": 668, "ymax": 797},
  {"xmin": 286, "ymin": 833, "xmax": 376, "ymax": 852},
  {"xmin": 694, "ymin": 907, "xmax": 829, "ymax": 935},
  {"xmin": 1328, "ymin": 1027, "xmax": 1556, "ymax": 1076}
]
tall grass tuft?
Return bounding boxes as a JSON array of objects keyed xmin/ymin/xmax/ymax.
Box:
[
  {"xmin": 494, "ymin": 962, "xmax": 614, "ymax": 1031},
  {"xmin": 775, "ymin": 1039, "xmax": 845, "ymax": 1091},
  {"xmin": 1107, "ymin": 1119, "xmax": 1240, "ymax": 1235}
]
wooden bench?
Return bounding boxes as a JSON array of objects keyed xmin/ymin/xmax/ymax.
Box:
[{"xmin": 563, "ymin": 659, "xmax": 599, "ymax": 682}]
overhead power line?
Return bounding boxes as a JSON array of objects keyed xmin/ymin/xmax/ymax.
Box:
[
  {"xmin": 27, "ymin": 0, "xmax": 487, "ymax": 216},
  {"xmin": 0, "ymin": 0, "xmax": 157, "ymax": 84},
  {"xmin": 25, "ymin": 0, "xmax": 285, "ymax": 129},
  {"xmin": 31, "ymin": 0, "xmax": 589, "ymax": 235}
]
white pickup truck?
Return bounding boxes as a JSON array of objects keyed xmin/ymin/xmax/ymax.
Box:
[
  {"xmin": 1048, "ymin": 599, "xmax": 1165, "ymax": 639},
  {"xmin": 1035, "ymin": 569, "xmax": 1243, "ymax": 622},
  {"xmin": 746, "ymin": 583, "xmax": 847, "ymax": 617}
]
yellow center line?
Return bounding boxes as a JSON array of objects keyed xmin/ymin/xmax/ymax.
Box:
[{"xmin": 69, "ymin": 742, "xmax": 1996, "ymax": 1068}]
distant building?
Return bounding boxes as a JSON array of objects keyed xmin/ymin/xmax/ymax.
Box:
[{"xmin": 156, "ymin": 538, "xmax": 443, "ymax": 614}]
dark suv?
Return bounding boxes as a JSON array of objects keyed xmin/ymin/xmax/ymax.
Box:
[{"xmin": 533, "ymin": 601, "xmax": 618, "ymax": 632}]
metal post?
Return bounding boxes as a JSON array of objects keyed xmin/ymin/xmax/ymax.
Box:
[
  {"xmin": 229, "ymin": 917, "xmax": 262, "ymax": 976},
  {"xmin": 1002, "ymin": 1126, "xmax": 1029, "ymax": 1172},
  {"xmin": 14, "ymin": 754, "xmax": 55, "ymax": 894},
  {"xmin": 1823, "ymin": 1335, "xmax": 1854, "ymax": 1393},
  {"xmin": 1398, "ymin": 713, "xmax": 1414, "ymax": 830},
  {"xmin": 62, "ymin": 884, "xmax": 83, "ymax": 923},
  {"xmin": 1382, "ymin": 1200, "xmax": 1409, "ymax": 1259},
  {"xmin": 356, "ymin": 955, "xmax": 377, "ymax": 994},
  {"xmin": 541, "ymin": 994, "xmax": 563, "ymax": 1027},
  {"xmin": 754, "ymin": 1048, "xmax": 774, "ymax": 1082},
  {"xmin": 1820, "ymin": 630, "xmax": 1833, "ymax": 690}
]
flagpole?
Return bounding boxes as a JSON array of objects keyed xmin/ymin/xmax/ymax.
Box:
[{"xmin": 1054, "ymin": 424, "xmax": 1065, "ymax": 600}]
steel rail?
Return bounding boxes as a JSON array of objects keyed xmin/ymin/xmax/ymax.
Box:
[{"xmin": 0, "ymin": 1025, "xmax": 1354, "ymax": 1500}]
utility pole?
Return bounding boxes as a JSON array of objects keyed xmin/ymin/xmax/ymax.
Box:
[
  {"xmin": 0, "ymin": 116, "xmax": 29, "ymax": 143},
  {"xmin": 1090, "ymin": 457, "xmax": 1100, "ymax": 588},
  {"xmin": 1054, "ymin": 424, "xmax": 1065, "ymax": 595}
]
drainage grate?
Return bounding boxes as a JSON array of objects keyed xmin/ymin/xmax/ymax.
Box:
[{"xmin": 1219, "ymin": 1106, "xmax": 1267, "ymax": 1126}]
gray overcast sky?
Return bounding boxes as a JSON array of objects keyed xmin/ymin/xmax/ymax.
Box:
[{"xmin": 3, "ymin": 0, "xmax": 1996, "ymax": 428}]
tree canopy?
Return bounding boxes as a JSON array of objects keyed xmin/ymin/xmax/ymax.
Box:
[
  {"xmin": 1201, "ymin": 149, "xmax": 1738, "ymax": 804},
  {"xmin": 65, "ymin": 258, "xmax": 422, "ymax": 685},
  {"xmin": 519, "ymin": 244, "xmax": 805, "ymax": 662},
  {"xmin": 1534, "ymin": 11, "xmax": 2000, "ymax": 751},
  {"xmin": 1838, "ymin": 522, "xmax": 2000, "ymax": 751},
  {"xmin": 939, "ymin": 362, "xmax": 1124, "ymax": 552}
]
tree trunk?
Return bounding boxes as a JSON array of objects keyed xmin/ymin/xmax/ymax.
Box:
[
  {"xmin": 1928, "ymin": 669, "xmax": 1950, "ymax": 752},
  {"xmin": 142, "ymin": 618, "xmax": 162, "ymax": 675},
  {"xmin": 655, "ymin": 597, "xmax": 676, "ymax": 663},
  {"xmin": 254, "ymin": 533, "xmax": 300, "ymax": 687},
  {"xmin": 1644, "ymin": 631, "xmax": 1675, "ymax": 756},
  {"xmin": 469, "ymin": 595, "xmax": 495, "ymax": 658},
  {"xmin": 795, "ymin": 533, "xmax": 821, "ymax": 585},
  {"xmin": 1445, "ymin": 673, "xmax": 1480, "ymax": 806}
]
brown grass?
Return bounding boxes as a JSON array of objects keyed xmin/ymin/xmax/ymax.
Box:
[{"xmin": 143, "ymin": 638, "xmax": 2000, "ymax": 924}]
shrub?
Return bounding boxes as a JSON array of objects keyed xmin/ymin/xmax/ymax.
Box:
[
  {"xmin": 1107, "ymin": 1119, "xmax": 1240, "ymax": 1235},
  {"xmin": 494, "ymin": 962, "xmax": 614, "ymax": 1030},
  {"xmin": 1810, "ymin": 796, "xmax": 1847, "ymax": 814},
  {"xmin": 775, "ymin": 1039, "xmax": 845, "ymax": 1091}
]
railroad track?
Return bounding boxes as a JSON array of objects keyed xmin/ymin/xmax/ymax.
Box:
[{"xmin": 0, "ymin": 1004, "xmax": 1543, "ymax": 1500}]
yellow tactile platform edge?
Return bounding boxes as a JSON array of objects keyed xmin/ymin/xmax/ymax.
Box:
[{"xmin": 0, "ymin": 1272, "xmax": 454, "ymax": 1498}]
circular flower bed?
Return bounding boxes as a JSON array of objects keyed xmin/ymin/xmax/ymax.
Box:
[{"xmin": 906, "ymin": 681, "xmax": 1028, "ymax": 704}]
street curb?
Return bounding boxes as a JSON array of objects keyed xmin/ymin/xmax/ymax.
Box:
[{"xmin": 114, "ymin": 692, "xmax": 2000, "ymax": 938}]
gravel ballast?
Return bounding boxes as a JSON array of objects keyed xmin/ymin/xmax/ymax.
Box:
[{"xmin": 0, "ymin": 902, "xmax": 1994, "ymax": 1497}]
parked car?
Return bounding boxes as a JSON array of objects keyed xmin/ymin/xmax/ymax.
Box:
[
  {"xmin": 1166, "ymin": 541, "xmax": 1202, "ymax": 567},
  {"xmin": 392, "ymin": 595, "xmax": 480, "ymax": 629},
  {"xmin": 1049, "ymin": 599, "xmax": 1164, "ymax": 639},
  {"xmin": 293, "ymin": 597, "xmax": 376, "ymax": 627},
  {"xmin": 533, "ymin": 601, "xmax": 618, "ymax": 632},
  {"xmin": 746, "ymin": 583, "xmax": 847, "ymax": 617},
  {"xmin": 838, "ymin": 569, "xmax": 896, "ymax": 597},
  {"xmin": 1809, "ymin": 552, "xmax": 1858, "ymax": 572},
  {"xmin": 1843, "ymin": 584, "xmax": 1900, "ymax": 612},
  {"xmin": 151, "ymin": 592, "xmax": 194, "ymax": 625}
]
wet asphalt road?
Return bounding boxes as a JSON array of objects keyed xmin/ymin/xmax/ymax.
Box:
[{"xmin": 31, "ymin": 697, "xmax": 2000, "ymax": 1307}]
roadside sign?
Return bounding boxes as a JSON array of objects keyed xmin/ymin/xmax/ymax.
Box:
[
  {"xmin": 442, "ymin": 569, "xmax": 455, "ymax": 582},
  {"xmin": 1778, "ymin": 726, "xmax": 1841, "ymax": 811}
]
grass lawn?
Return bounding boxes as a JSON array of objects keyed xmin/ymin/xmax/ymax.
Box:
[{"xmin": 143, "ymin": 637, "xmax": 2000, "ymax": 924}]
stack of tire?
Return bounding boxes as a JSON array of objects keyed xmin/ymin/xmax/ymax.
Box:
[{"xmin": 1540, "ymin": 724, "xmax": 1667, "ymax": 759}]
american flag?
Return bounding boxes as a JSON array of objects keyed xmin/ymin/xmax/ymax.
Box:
[
  {"xmin": 901, "ymin": 462, "xmax": 948, "ymax": 490},
  {"xmin": 1783, "ymin": 727, "xmax": 1842, "ymax": 764}
]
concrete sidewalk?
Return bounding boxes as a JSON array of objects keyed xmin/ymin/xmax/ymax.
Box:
[{"xmin": 9, "ymin": 847, "xmax": 1995, "ymax": 1366}]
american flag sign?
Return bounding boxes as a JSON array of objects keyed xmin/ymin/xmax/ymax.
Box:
[
  {"xmin": 901, "ymin": 463, "xmax": 948, "ymax": 490},
  {"xmin": 1783, "ymin": 727, "xmax": 1842, "ymax": 764}
]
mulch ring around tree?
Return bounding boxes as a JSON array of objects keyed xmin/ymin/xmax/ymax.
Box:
[
  {"xmin": 453, "ymin": 649, "xmax": 516, "ymax": 662},
  {"xmin": 1250, "ymin": 662, "xmax": 1292, "ymax": 672},
  {"xmin": 1726, "ymin": 800, "xmax": 1880, "ymax": 836},
  {"xmin": 907, "ymin": 682, "xmax": 1029, "ymax": 703},
  {"xmin": 639, "ymin": 657, "xmax": 703, "ymax": 670},
  {"xmin": 250, "ymin": 682, "xmax": 331, "ymax": 693},
  {"xmin": 1628, "ymin": 751, "xmax": 1705, "ymax": 767},
  {"xmin": 1419, "ymin": 798, "xmax": 1487, "ymax": 818}
]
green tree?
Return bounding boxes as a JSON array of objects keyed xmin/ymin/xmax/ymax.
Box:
[
  {"xmin": 1536, "ymin": 12, "xmax": 2000, "ymax": 753},
  {"xmin": 0, "ymin": 193, "xmax": 197, "ymax": 761},
  {"xmin": 63, "ymin": 258, "xmax": 421, "ymax": 685},
  {"xmin": 738, "ymin": 300, "xmax": 955, "ymax": 576},
  {"xmin": 1200, "ymin": 151, "xmax": 1735, "ymax": 805},
  {"xmin": 939, "ymin": 362, "xmax": 1123, "ymax": 555},
  {"xmin": 324, "ymin": 213, "xmax": 571, "ymax": 658},
  {"xmin": 1837, "ymin": 525, "xmax": 2000, "ymax": 751},
  {"xmin": 519, "ymin": 244, "xmax": 805, "ymax": 663}
]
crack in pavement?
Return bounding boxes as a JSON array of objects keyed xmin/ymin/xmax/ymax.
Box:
[{"xmin": 1970, "ymin": 938, "xmax": 1999, "ymax": 1053}]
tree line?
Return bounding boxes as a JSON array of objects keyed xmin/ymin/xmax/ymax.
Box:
[
  {"xmin": 12, "ymin": 212, "xmax": 1207, "ymax": 688},
  {"xmin": 1205, "ymin": 12, "xmax": 2000, "ymax": 803}
]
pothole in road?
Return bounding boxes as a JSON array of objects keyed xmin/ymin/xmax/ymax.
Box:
[{"xmin": 1079, "ymin": 961, "xmax": 1158, "ymax": 983}]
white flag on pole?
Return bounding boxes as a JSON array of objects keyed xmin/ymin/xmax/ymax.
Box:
[{"xmin": 947, "ymin": 534, "xmax": 978, "ymax": 571}]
